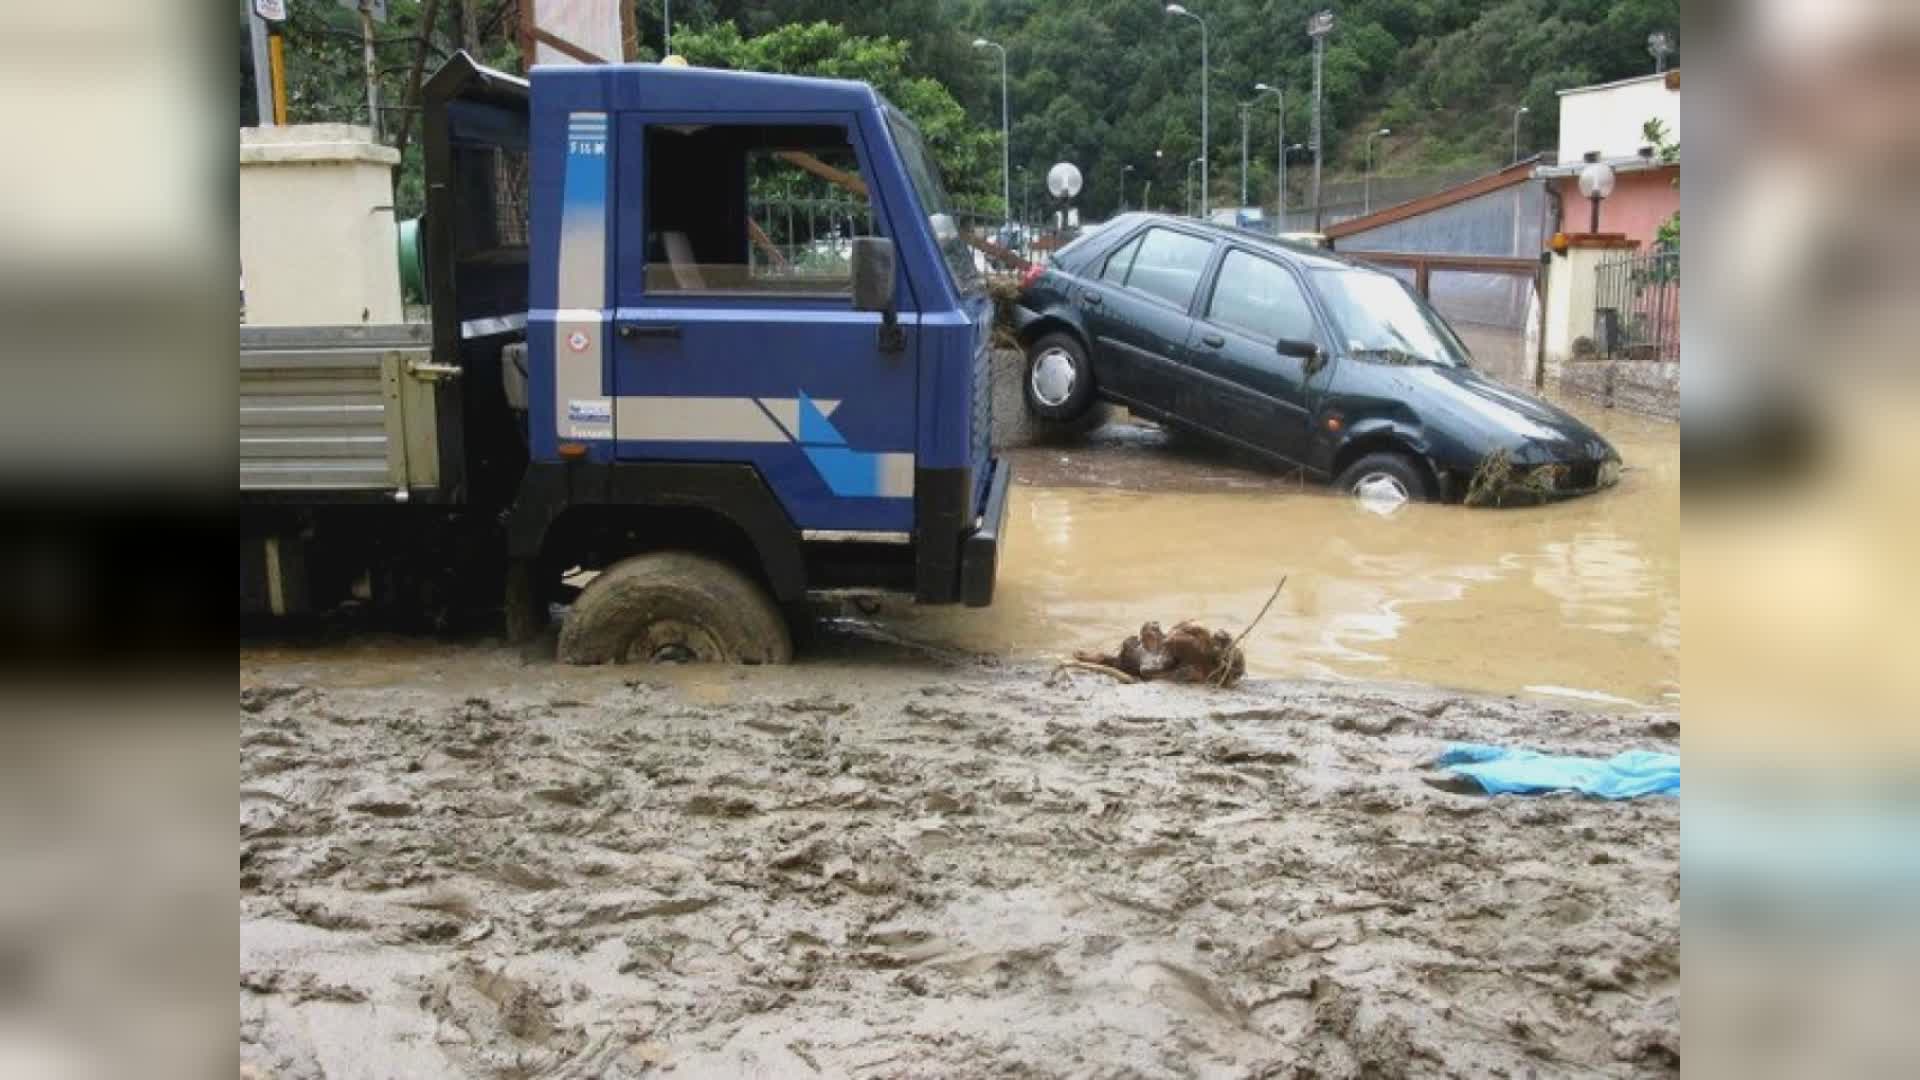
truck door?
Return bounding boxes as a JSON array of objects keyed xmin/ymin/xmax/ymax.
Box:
[{"xmin": 607, "ymin": 116, "xmax": 918, "ymax": 533}]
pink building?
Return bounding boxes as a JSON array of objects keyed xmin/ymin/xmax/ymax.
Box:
[{"xmin": 1536, "ymin": 71, "xmax": 1681, "ymax": 250}]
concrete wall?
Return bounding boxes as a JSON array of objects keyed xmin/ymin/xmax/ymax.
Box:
[
  {"xmin": 1557, "ymin": 73, "xmax": 1681, "ymax": 163},
  {"xmin": 1558, "ymin": 358, "xmax": 1679, "ymax": 420},
  {"xmin": 240, "ymin": 124, "xmax": 403, "ymax": 327}
]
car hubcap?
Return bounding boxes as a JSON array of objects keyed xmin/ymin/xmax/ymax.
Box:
[
  {"xmin": 1354, "ymin": 472, "xmax": 1410, "ymax": 504},
  {"xmin": 1031, "ymin": 348, "xmax": 1077, "ymax": 407}
]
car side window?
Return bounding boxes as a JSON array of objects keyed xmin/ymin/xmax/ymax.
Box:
[
  {"xmin": 1206, "ymin": 250, "xmax": 1318, "ymax": 344},
  {"xmin": 1122, "ymin": 228, "xmax": 1213, "ymax": 310},
  {"xmin": 1099, "ymin": 234, "xmax": 1144, "ymax": 285}
]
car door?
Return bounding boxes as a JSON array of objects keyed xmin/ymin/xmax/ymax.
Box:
[
  {"xmin": 1076, "ymin": 226, "xmax": 1215, "ymax": 413},
  {"xmin": 607, "ymin": 113, "xmax": 919, "ymax": 533},
  {"xmin": 1179, "ymin": 247, "xmax": 1329, "ymax": 467}
]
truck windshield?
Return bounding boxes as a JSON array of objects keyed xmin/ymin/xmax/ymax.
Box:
[
  {"xmin": 1313, "ymin": 269, "xmax": 1473, "ymax": 368},
  {"xmin": 884, "ymin": 106, "xmax": 980, "ymax": 294}
]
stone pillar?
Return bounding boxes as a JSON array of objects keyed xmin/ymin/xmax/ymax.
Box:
[
  {"xmin": 1540, "ymin": 234, "xmax": 1638, "ymax": 381},
  {"xmin": 240, "ymin": 124, "xmax": 403, "ymax": 326}
]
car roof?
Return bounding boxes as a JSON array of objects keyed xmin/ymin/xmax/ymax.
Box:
[{"xmin": 1097, "ymin": 212, "xmax": 1369, "ymax": 272}]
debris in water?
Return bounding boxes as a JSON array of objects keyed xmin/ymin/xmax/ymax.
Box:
[
  {"xmin": 1355, "ymin": 475, "xmax": 1408, "ymax": 515},
  {"xmin": 1073, "ymin": 620, "xmax": 1247, "ymax": 686}
]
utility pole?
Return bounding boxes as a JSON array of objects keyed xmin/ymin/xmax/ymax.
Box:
[
  {"xmin": 1511, "ymin": 105, "xmax": 1530, "ymax": 164},
  {"xmin": 359, "ymin": 1, "xmax": 382, "ymax": 139},
  {"xmin": 1254, "ymin": 83, "xmax": 1283, "ymax": 219},
  {"xmin": 1307, "ymin": 10, "xmax": 1334, "ymax": 231},
  {"xmin": 1238, "ymin": 102, "xmax": 1251, "ymax": 209},
  {"xmin": 246, "ymin": 0, "xmax": 274, "ymax": 127}
]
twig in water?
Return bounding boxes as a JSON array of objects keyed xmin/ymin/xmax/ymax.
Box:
[
  {"xmin": 1215, "ymin": 575, "xmax": 1288, "ymax": 686},
  {"xmin": 1054, "ymin": 660, "xmax": 1139, "ymax": 685}
]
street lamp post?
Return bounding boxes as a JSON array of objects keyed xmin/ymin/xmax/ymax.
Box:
[
  {"xmin": 1237, "ymin": 101, "xmax": 1252, "ymax": 209},
  {"xmin": 1511, "ymin": 105, "xmax": 1530, "ymax": 164},
  {"xmin": 1143, "ymin": 149, "xmax": 1162, "ymax": 212},
  {"xmin": 972, "ymin": 38, "xmax": 1011, "ymax": 227},
  {"xmin": 1166, "ymin": 5, "xmax": 1209, "ymax": 217},
  {"xmin": 1253, "ymin": 83, "xmax": 1284, "ymax": 218},
  {"xmin": 1121, "ymin": 164, "xmax": 1135, "ymax": 211},
  {"xmin": 1307, "ymin": 10, "xmax": 1334, "ymax": 230},
  {"xmin": 1364, "ymin": 128, "xmax": 1391, "ymax": 215}
]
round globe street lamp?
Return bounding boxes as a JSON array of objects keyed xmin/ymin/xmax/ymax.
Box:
[
  {"xmin": 1253, "ymin": 83, "xmax": 1284, "ymax": 214},
  {"xmin": 1364, "ymin": 128, "xmax": 1391, "ymax": 215},
  {"xmin": 1166, "ymin": 4, "xmax": 1210, "ymax": 217},
  {"xmin": 972, "ymin": 38, "xmax": 1011, "ymax": 228},
  {"xmin": 1648, "ymin": 31, "xmax": 1674, "ymax": 74},
  {"xmin": 1578, "ymin": 160, "xmax": 1617, "ymax": 234},
  {"xmin": 1511, "ymin": 105, "xmax": 1530, "ymax": 164}
]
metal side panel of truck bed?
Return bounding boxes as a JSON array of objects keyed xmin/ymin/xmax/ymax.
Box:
[{"xmin": 239, "ymin": 323, "xmax": 445, "ymax": 495}]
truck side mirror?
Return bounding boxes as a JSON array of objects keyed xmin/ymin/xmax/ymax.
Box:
[
  {"xmin": 851, "ymin": 237, "xmax": 897, "ymax": 312},
  {"xmin": 851, "ymin": 237, "xmax": 905, "ymax": 353},
  {"xmin": 1276, "ymin": 337, "xmax": 1324, "ymax": 373}
]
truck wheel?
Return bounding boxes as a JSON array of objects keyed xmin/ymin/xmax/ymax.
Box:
[
  {"xmin": 1024, "ymin": 332, "xmax": 1098, "ymax": 426},
  {"xmin": 557, "ymin": 551, "xmax": 792, "ymax": 665},
  {"xmin": 1332, "ymin": 452, "xmax": 1433, "ymax": 504}
]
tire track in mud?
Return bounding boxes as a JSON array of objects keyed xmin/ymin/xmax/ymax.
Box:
[{"xmin": 239, "ymin": 665, "xmax": 1678, "ymax": 1078}]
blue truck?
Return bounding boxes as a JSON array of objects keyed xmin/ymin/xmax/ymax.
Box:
[{"xmin": 239, "ymin": 55, "xmax": 1009, "ymax": 662}]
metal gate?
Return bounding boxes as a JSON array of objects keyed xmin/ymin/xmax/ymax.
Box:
[{"xmin": 1594, "ymin": 250, "xmax": 1680, "ymax": 363}]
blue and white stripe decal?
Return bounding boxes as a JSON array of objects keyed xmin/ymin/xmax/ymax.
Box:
[
  {"xmin": 611, "ymin": 393, "xmax": 914, "ymax": 498},
  {"xmin": 555, "ymin": 111, "xmax": 611, "ymax": 440}
]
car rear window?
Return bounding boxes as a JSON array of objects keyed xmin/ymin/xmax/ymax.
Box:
[{"xmin": 1121, "ymin": 228, "xmax": 1213, "ymax": 310}]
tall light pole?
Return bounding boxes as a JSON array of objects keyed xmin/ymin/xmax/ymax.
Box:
[
  {"xmin": 1307, "ymin": 10, "xmax": 1334, "ymax": 230},
  {"xmin": 1166, "ymin": 5, "xmax": 1209, "ymax": 217},
  {"xmin": 1254, "ymin": 83, "xmax": 1283, "ymax": 217},
  {"xmin": 1121, "ymin": 164, "xmax": 1135, "ymax": 211},
  {"xmin": 1364, "ymin": 128, "xmax": 1391, "ymax": 215},
  {"xmin": 1511, "ymin": 105, "xmax": 1530, "ymax": 164},
  {"xmin": 1237, "ymin": 101, "xmax": 1252, "ymax": 209},
  {"xmin": 973, "ymin": 38, "xmax": 1011, "ymax": 227}
]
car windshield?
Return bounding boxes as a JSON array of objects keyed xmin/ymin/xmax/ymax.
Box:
[
  {"xmin": 1312, "ymin": 269, "xmax": 1472, "ymax": 368},
  {"xmin": 884, "ymin": 105, "xmax": 980, "ymax": 294}
]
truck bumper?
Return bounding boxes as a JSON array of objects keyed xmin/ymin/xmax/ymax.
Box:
[{"xmin": 959, "ymin": 456, "xmax": 1012, "ymax": 607}]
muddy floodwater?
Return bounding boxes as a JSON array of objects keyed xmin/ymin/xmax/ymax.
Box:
[{"xmin": 902, "ymin": 398, "xmax": 1678, "ymax": 708}]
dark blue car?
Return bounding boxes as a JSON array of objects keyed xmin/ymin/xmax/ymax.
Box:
[{"xmin": 1012, "ymin": 213, "xmax": 1620, "ymax": 503}]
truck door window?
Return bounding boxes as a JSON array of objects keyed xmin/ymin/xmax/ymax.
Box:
[
  {"xmin": 1122, "ymin": 228, "xmax": 1213, "ymax": 310},
  {"xmin": 644, "ymin": 124, "xmax": 878, "ymax": 295},
  {"xmin": 1206, "ymin": 250, "xmax": 1317, "ymax": 344}
]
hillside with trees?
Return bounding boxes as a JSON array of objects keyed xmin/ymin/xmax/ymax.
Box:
[{"xmin": 242, "ymin": 0, "xmax": 1677, "ymax": 219}]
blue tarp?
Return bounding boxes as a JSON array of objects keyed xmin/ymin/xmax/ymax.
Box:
[{"xmin": 1433, "ymin": 744, "xmax": 1680, "ymax": 799}]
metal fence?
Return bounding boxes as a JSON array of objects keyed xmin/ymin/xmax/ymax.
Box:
[{"xmin": 1594, "ymin": 249, "xmax": 1680, "ymax": 363}]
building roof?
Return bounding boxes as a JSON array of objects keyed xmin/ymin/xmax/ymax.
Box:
[
  {"xmin": 1557, "ymin": 71, "xmax": 1677, "ymax": 97},
  {"xmin": 1323, "ymin": 156, "xmax": 1542, "ymax": 241}
]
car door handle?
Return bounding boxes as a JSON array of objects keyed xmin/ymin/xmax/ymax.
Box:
[
  {"xmin": 1081, "ymin": 291, "xmax": 1103, "ymax": 306},
  {"xmin": 616, "ymin": 323, "xmax": 681, "ymax": 341},
  {"xmin": 1199, "ymin": 333, "xmax": 1225, "ymax": 348}
]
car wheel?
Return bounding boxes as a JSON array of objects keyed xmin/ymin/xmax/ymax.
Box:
[
  {"xmin": 1333, "ymin": 452, "xmax": 1432, "ymax": 504},
  {"xmin": 558, "ymin": 551, "xmax": 793, "ymax": 665},
  {"xmin": 1024, "ymin": 332, "xmax": 1098, "ymax": 425}
]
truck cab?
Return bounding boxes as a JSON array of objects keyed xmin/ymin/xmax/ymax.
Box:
[{"xmin": 242, "ymin": 55, "xmax": 1007, "ymax": 662}]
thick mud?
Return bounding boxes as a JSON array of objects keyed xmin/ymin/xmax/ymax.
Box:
[{"xmin": 240, "ymin": 649, "xmax": 1678, "ymax": 1078}]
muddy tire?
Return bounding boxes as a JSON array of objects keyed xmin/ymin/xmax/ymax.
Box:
[
  {"xmin": 1023, "ymin": 332, "xmax": 1099, "ymax": 428},
  {"xmin": 557, "ymin": 552, "xmax": 793, "ymax": 665},
  {"xmin": 1333, "ymin": 452, "xmax": 1432, "ymax": 503}
]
